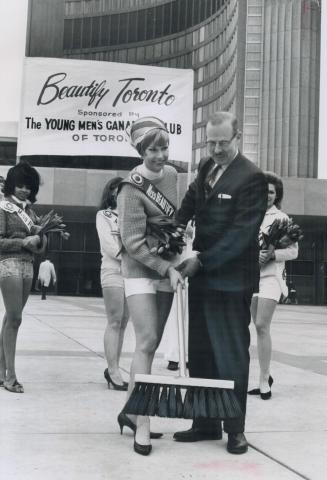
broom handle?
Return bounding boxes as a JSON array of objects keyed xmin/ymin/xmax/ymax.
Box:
[{"xmin": 176, "ymin": 283, "xmax": 187, "ymax": 378}]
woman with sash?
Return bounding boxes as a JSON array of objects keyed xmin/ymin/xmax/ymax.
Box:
[
  {"xmin": 117, "ymin": 117, "xmax": 184, "ymax": 455},
  {"xmin": 0, "ymin": 162, "xmax": 45, "ymax": 393},
  {"xmin": 96, "ymin": 176, "xmax": 129, "ymax": 391},
  {"xmin": 248, "ymin": 172, "xmax": 298, "ymax": 399}
]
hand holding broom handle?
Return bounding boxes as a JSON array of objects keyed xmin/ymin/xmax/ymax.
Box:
[{"xmin": 176, "ymin": 282, "xmax": 187, "ymax": 378}]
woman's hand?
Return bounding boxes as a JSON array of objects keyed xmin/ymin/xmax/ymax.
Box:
[
  {"xmin": 22, "ymin": 235, "xmax": 41, "ymax": 252},
  {"xmin": 259, "ymin": 247, "xmax": 275, "ymax": 266},
  {"xmin": 31, "ymin": 225, "xmax": 43, "ymax": 235},
  {"xmin": 167, "ymin": 266, "xmax": 185, "ymax": 291}
]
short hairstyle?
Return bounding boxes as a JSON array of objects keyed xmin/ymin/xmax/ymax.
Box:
[
  {"xmin": 207, "ymin": 111, "xmax": 238, "ymax": 136},
  {"xmin": 99, "ymin": 176, "xmax": 123, "ymax": 210},
  {"xmin": 134, "ymin": 128, "xmax": 169, "ymax": 157},
  {"xmin": 3, "ymin": 161, "xmax": 40, "ymax": 203},
  {"xmin": 264, "ymin": 171, "xmax": 284, "ymax": 209}
]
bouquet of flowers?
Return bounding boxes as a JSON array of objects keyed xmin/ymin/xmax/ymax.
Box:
[
  {"xmin": 261, "ymin": 218, "xmax": 303, "ymax": 252},
  {"xmin": 36, "ymin": 210, "xmax": 70, "ymax": 240},
  {"xmin": 146, "ymin": 215, "xmax": 186, "ymax": 257}
]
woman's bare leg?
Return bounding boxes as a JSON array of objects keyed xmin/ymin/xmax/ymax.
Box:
[
  {"xmin": 103, "ymin": 286, "xmax": 128, "ymax": 385},
  {"xmin": 0, "ymin": 313, "xmax": 7, "ymax": 382},
  {"xmin": 1, "ymin": 276, "xmax": 32, "ymax": 385},
  {"xmin": 253, "ymin": 297, "xmax": 277, "ymax": 393},
  {"xmin": 126, "ymin": 291, "xmax": 173, "ymax": 445}
]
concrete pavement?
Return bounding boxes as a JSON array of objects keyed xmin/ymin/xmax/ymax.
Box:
[{"xmin": 0, "ymin": 295, "xmax": 326, "ymax": 480}]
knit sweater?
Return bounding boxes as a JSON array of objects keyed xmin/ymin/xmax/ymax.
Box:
[
  {"xmin": 0, "ymin": 197, "xmax": 39, "ymax": 262},
  {"xmin": 117, "ymin": 165, "xmax": 178, "ymax": 279}
]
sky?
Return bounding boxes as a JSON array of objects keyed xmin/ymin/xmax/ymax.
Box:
[
  {"xmin": 0, "ymin": 0, "xmax": 28, "ymax": 123},
  {"xmin": 0, "ymin": 0, "xmax": 326, "ymax": 177}
]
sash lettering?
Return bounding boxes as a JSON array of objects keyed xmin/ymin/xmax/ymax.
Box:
[{"xmin": 0, "ymin": 200, "xmax": 34, "ymax": 232}]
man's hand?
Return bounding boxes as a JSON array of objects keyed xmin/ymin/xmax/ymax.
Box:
[{"xmin": 176, "ymin": 256, "xmax": 202, "ymax": 278}]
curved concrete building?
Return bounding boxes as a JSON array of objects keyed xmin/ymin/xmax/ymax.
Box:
[{"xmin": 28, "ymin": 0, "xmax": 247, "ymax": 168}]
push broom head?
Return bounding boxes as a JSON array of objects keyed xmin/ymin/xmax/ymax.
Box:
[
  {"xmin": 122, "ymin": 285, "xmax": 242, "ymax": 420},
  {"xmin": 122, "ymin": 374, "xmax": 242, "ymax": 419}
]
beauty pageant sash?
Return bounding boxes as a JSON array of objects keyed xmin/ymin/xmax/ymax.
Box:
[
  {"xmin": 0, "ymin": 200, "xmax": 34, "ymax": 232},
  {"xmin": 122, "ymin": 172, "xmax": 175, "ymax": 218}
]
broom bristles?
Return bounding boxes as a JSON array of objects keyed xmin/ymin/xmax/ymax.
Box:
[
  {"xmin": 182, "ymin": 387, "xmax": 194, "ymax": 419},
  {"xmin": 198, "ymin": 388, "xmax": 208, "ymax": 418},
  {"xmin": 207, "ymin": 388, "xmax": 219, "ymax": 418},
  {"xmin": 147, "ymin": 383, "xmax": 160, "ymax": 416},
  {"xmin": 175, "ymin": 386, "xmax": 184, "ymax": 418},
  {"xmin": 158, "ymin": 386, "xmax": 169, "ymax": 417},
  {"xmin": 123, "ymin": 382, "xmax": 242, "ymax": 420},
  {"xmin": 168, "ymin": 385, "xmax": 177, "ymax": 418}
]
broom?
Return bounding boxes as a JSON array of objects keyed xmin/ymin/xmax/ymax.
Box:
[{"xmin": 123, "ymin": 284, "xmax": 242, "ymax": 420}]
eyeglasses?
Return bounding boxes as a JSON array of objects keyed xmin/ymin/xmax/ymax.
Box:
[{"xmin": 206, "ymin": 132, "xmax": 237, "ymax": 150}]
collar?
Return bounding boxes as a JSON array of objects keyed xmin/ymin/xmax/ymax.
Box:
[
  {"xmin": 11, "ymin": 195, "xmax": 28, "ymax": 209},
  {"xmin": 266, "ymin": 205, "xmax": 279, "ymax": 215},
  {"xmin": 212, "ymin": 150, "xmax": 239, "ymax": 171},
  {"xmin": 137, "ymin": 163, "xmax": 164, "ymax": 181}
]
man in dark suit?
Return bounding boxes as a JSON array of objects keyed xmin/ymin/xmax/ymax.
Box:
[{"xmin": 174, "ymin": 111, "xmax": 267, "ymax": 454}]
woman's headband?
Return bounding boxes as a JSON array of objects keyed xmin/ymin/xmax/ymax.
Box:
[{"xmin": 127, "ymin": 117, "xmax": 168, "ymax": 148}]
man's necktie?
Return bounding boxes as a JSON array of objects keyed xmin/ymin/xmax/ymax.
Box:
[{"xmin": 204, "ymin": 164, "xmax": 221, "ymax": 196}]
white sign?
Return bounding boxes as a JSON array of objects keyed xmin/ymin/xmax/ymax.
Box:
[{"xmin": 17, "ymin": 57, "xmax": 194, "ymax": 163}]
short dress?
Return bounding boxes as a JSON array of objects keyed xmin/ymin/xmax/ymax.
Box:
[
  {"xmin": 254, "ymin": 205, "xmax": 298, "ymax": 302},
  {"xmin": 96, "ymin": 208, "xmax": 124, "ymax": 289}
]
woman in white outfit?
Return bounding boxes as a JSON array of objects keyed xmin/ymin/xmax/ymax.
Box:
[
  {"xmin": 248, "ymin": 172, "xmax": 298, "ymax": 399},
  {"xmin": 96, "ymin": 177, "xmax": 129, "ymax": 391}
]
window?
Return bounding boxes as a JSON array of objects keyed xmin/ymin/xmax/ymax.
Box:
[
  {"xmin": 163, "ymin": 2, "xmax": 172, "ymax": 36},
  {"xmin": 248, "ymin": 6, "xmax": 262, "ymax": 14},
  {"xmin": 82, "ymin": 17, "xmax": 91, "ymax": 48},
  {"xmin": 248, "ymin": 16, "xmax": 262, "ymax": 26},
  {"xmin": 128, "ymin": 11, "xmax": 137, "ymax": 42},
  {"xmin": 155, "ymin": 5, "xmax": 163, "ymax": 37},
  {"xmin": 91, "ymin": 16, "xmax": 100, "ymax": 47},
  {"xmin": 100, "ymin": 15, "xmax": 109, "ymax": 46},
  {"xmin": 72, "ymin": 18, "xmax": 82, "ymax": 48},
  {"xmin": 109, "ymin": 14, "xmax": 119, "ymax": 45},
  {"xmin": 137, "ymin": 9, "xmax": 147, "ymax": 41},
  {"xmin": 63, "ymin": 19, "xmax": 73, "ymax": 49},
  {"xmin": 118, "ymin": 12, "xmax": 128, "ymax": 43},
  {"xmin": 146, "ymin": 8, "xmax": 155, "ymax": 40}
]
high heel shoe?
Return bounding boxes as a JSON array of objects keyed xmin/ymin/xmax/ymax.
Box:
[
  {"xmin": 134, "ymin": 439, "xmax": 152, "ymax": 456},
  {"xmin": 248, "ymin": 376, "xmax": 274, "ymax": 396},
  {"xmin": 117, "ymin": 412, "xmax": 163, "ymax": 439},
  {"xmin": 104, "ymin": 368, "xmax": 128, "ymax": 391}
]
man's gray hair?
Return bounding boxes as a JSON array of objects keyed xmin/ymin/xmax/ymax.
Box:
[{"xmin": 207, "ymin": 111, "xmax": 238, "ymax": 135}]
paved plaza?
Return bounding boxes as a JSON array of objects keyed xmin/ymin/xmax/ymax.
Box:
[{"xmin": 0, "ymin": 295, "xmax": 326, "ymax": 480}]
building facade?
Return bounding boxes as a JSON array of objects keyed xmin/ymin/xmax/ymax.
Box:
[
  {"xmin": 0, "ymin": 0, "xmax": 324, "ymax": 304},
  {"xmin": 6, "ymin": 0, "xmax": 247, "ymax": 297},
  {"xmin": 243, "ymin": 0, "xmax": 320, "ymax": 178}
]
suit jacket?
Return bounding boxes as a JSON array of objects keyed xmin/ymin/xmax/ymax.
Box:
[{"xmin": 177, "ymin": 152, "xmax": 267, "ymax": 292}]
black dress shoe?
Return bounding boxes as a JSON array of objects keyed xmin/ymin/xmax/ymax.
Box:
[
  {"xmin": 104, "ymin": 368, "xmax": 128, "ymax": 391},
  {"xmin": 227, "ymin": 433, "xmax": 248, "ymax": 454},
  {"xmin": 173, "ymin": 427, "xmax": 222, "ymax": 442},
  {"xmin": 117, "ymin": 412, "xmax": 163, "ymax": 439},
  {"xmin": 167, "ymin": 361, "xmax": 179, "ymax": 371},
  {"xmin": 248, "ymin": 376, "xmax": 274, "ymax": 395},
  {"xmin": 134, "ymin": 440, "xmax": 152, "ymax": 456},
  {"xmin": 260, "ymin": 390, "xmax": 272, "ymax": 400}
]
